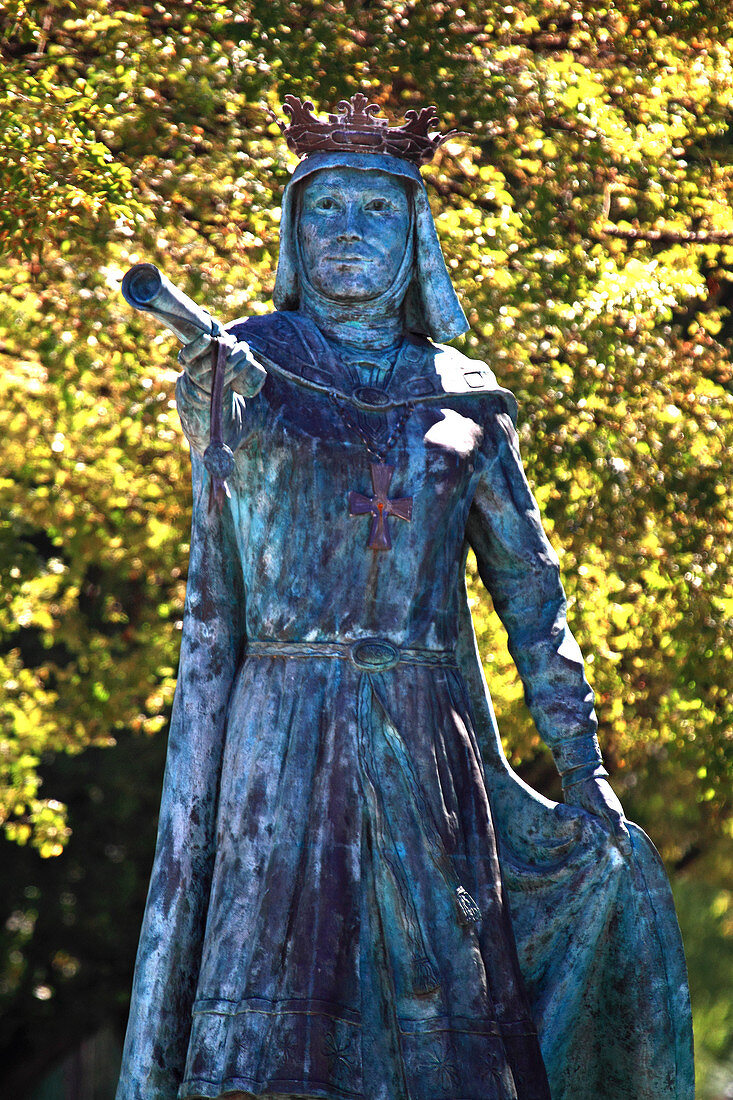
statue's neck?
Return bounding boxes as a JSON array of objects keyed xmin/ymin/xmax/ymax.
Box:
[{"xmin": 299, "ymin": 299, "xmax": 404, "ymax": 352}]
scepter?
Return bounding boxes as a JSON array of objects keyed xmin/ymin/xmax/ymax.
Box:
[{"xmin": 121, "ymin": 263, "xmax": 234, "ymax": 509}]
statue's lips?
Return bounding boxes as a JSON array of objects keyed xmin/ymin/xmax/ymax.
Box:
[{"xmin": 325, "ymin": 255, "xmax": 373, "ymax": 263}]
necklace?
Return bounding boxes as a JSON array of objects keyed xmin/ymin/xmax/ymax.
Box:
[{"xmin": 329, "ymin": 354, "xmax": 415, "ymax": 552}]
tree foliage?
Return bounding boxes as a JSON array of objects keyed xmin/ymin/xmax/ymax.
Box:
[{"xmin": 0, "ymin": 0, "xmax": 731, "ymax": 1092}]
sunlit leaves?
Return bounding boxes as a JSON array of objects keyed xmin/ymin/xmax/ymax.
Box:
[{"xmin": 0, "ymin": 0, "xmax": 731, "ymax": 948}]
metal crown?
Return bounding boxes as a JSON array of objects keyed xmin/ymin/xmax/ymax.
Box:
[{"xmin": 273, "ymin": 93, "xmax": 459, "ymax": 166}]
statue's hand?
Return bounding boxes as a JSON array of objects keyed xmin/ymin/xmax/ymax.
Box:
[
  {"xmin": 178, "ymin": 332, "xmax": 266, "ymax": 397},
  {"xmin": 563, "ymin": 776, "xmax": 632, "ymax": 856}
]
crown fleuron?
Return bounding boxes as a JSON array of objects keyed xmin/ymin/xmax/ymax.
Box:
[{"xmin": 273, "ymin": 93, "xmax": 459, "ymax": 166}]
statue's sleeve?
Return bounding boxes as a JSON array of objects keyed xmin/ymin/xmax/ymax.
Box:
[
  {"xmin": 175, "ymin": 370, "xmax": 252, "ymax": 456},
  {"xmin": 465, "ymin": 407, "xmax": 607, "ymax": 788}
]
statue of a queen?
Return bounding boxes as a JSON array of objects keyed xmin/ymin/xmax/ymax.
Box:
[{"xmin": 116, "ymin": 95, "xmax": 694, "ymax": 1100}]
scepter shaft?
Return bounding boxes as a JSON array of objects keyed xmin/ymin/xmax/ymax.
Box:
[
  {"xmin": 121, "ymin": 262, "xmax": 234, "ymax": 507},
  {"xmin": 121, "ymin": 263, "xmax": 223, "ymax": 343}
]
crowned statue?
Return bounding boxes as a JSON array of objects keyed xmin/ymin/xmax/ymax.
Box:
[{"xmin": 117, "ymin": 96, "xmax": 694, "ymax": 1100}]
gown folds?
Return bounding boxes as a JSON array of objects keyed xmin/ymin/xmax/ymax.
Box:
[{"xmin": 116, "ymin": 311, "xmax": 693, "ymax": 1100}]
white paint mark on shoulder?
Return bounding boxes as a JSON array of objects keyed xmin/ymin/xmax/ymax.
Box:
[
  {"xmin": 424, "ymin": 409, "xmax": 483, "ymax": 456},
  {"xmin": 432, "ymin": 345, "xmax": 498, "ymax": 394}
]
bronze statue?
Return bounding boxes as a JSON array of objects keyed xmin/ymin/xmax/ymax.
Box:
[{"xmin": 117, "ymin": 95, "xmax": 693, "ymax": 1100}]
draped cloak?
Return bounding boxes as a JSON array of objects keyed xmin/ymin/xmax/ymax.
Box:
[{"xmin": 116, "ymin": 310, "xmax": 693, "ymax": 1100}]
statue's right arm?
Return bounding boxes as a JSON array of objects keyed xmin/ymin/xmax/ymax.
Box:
[{"xmin": 175, "ymin": 328, "xmax": 267, "ymax": 455}]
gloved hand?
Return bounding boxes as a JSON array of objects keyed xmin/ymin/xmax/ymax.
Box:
[{"xmin": 179, "ymin": 330, "xmax": 267, "ymax": 398}]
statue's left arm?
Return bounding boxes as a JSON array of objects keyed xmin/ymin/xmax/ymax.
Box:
[{"xmin": 465, "ymin": 406, "xmax": 631, "ymax": 854}]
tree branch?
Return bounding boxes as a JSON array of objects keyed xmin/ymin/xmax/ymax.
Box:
[{"xmin": 600, "ymin": 225, "xmax": 733, "ymax": 244}]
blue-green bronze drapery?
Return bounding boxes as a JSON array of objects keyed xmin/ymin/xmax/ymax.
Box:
[{"xmin": 116, "ymin": 311, "xmax": 693, "ymax": 1100}]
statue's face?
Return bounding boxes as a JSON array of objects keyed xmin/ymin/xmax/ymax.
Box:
[{"xmin": 297, "ymin": 167, "xmax": 411, "ymax": 302}]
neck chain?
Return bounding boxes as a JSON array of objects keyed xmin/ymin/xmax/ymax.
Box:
[{"xmin": 331, "ymin": 394, "xmax": 414, "ymax": 464}]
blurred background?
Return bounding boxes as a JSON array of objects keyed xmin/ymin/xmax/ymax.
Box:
[{"xmin": 0, "ymin": 0, "xmax": 731, "ymax": 1096}]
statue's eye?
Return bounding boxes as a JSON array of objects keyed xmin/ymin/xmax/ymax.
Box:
[
  {"xmin": 316, "ymin": 197, "xmax": 337, "ymax": 210},
  {"xmin": 367, "ymin": 199, "xmax": 389, "ymax": 212}
]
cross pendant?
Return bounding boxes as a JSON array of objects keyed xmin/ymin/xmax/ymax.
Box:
[{"xmin": 349, "ymin": 463, "xmax": 413, "ymax": 551}]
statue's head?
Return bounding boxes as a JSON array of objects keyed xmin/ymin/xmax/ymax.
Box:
[{"xmin": 272, "ymin": 96, "xmax": 469, "ymax": 342}]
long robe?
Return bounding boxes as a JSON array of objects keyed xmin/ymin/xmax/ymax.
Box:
[{"xmin": 117, "ymin": 311, "xmax": 693, "ymax": 1100}]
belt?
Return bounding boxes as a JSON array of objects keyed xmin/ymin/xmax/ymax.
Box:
[{"xmin": 246, "ymin": 637, "xmax": 458, "ymax": 672}]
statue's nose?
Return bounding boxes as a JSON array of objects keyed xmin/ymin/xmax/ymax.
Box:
[{"xmin": 336, "ymin": 204, "xmax": 362, "ymax": 241}]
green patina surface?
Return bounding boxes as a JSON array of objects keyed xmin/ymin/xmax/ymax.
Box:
[{"xmin": 117, "ymin": 145, "xmax": 694, "ymax": 1100}]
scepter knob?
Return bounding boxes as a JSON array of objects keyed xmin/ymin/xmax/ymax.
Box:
[{"xmin": 121, "ymin": 263, "xmax": 163, "ymax": 307}]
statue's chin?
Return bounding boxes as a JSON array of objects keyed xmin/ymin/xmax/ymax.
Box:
[
  {"xmin": 310, "ymin": 278, "xmax": 388, "ymax": 304},
  {"xmin": 322, "ymin": 288, "xmax": 383, "ymax": 304}
]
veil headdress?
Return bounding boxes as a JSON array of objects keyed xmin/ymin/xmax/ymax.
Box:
[{"xmin": 271, "ymin": 96, "xmax": 469, "ymax": 343}]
